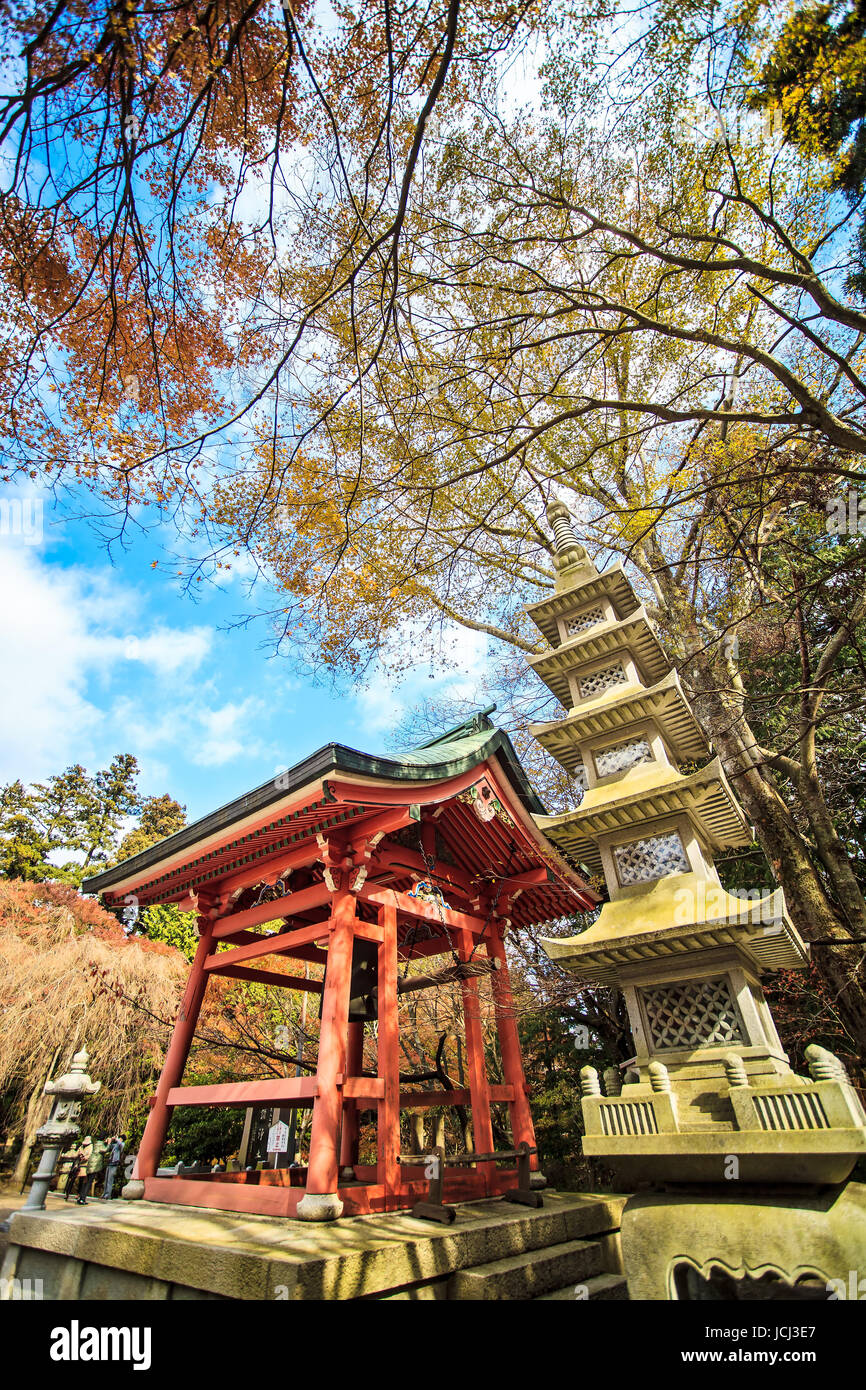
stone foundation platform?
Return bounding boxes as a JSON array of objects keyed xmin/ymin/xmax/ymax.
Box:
[{"xmin": 0, "ymin": 1191, "xmax": 626, "ymax": 1301}]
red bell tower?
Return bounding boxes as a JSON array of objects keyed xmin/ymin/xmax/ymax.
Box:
[{"xmin": 85, "ymin": 711, "xmax": 596, "ymax": 1219}]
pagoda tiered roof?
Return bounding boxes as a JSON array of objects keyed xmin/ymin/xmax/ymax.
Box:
[
  {"xmin": 524, "ymin": 502, "xmax": 808, "ymax": 990},
  {"xmin": 527, "ymin": 608, "xmax": 671, "ymax": 707},
  {"xmin": 541, "ymin": 875, "xmax": 809, "ymax": 982},
  {"xmin": 526, "ymin": 562, "xmax": 640, "ymax": 644},
  {"xmin": 530, "ymin": 670, "xmax": 709, "ymax": 772},
  {"xmin": 535, "ymin": 757, "xmax": 752, "ymax": 870}
]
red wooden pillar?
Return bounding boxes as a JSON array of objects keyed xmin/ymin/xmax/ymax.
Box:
[
  {"xmin": 132, "ymin": 901, "xmax": 216, "ymax": 1189},
  {"xmin": 297, "ymin": 888, "xmax": 356, "ymax": 1220},
  {"xmin": 487, "ymin": 921, "xmax": 539, "ymax": 1172},
  {"xmin": 458, "ymin": 928, "xmax": 495, "ymax": 1190},
  {"xmin": 377, "ymin": 900, "xmax": 400, "ymax": 1208},
  {"xmin": 339, "ymin": 1021, "xmax": 365, "ymax": 1179}
]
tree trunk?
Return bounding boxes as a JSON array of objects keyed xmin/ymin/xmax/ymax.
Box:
[
  {"xmin": 648, "ymin": 567, "xmax": 866, "ymax": 1057},
  {"xmin": 12, "ymin": 1047, "xmax": 60, "ymax": 1186},
  {"xmin": 709, "ymin": 706, "xmax": 866, "ymax": 1055},
  {"xmin": 796, "ymin": 765, "xmax": 866, "ymax": 938}
]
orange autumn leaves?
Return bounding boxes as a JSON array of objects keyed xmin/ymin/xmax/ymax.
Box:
[{"xmin": 0, "ymin": 0, "xmax": 308, "ymax": 501}]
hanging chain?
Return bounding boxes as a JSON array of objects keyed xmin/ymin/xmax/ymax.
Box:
[
  {"xmin": 469, "ymin": 839, "xmax": 517, "ymax": 960},
  {"xmin": 420, "ymin": 848, "xmax": 461, "ymax": 965},
  {"xmin": 405, "ymin": 837, "xmax": 518, "ymax": 973}
]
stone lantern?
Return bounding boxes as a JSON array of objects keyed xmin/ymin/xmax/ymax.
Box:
[
  {"xmin": 24, "ymin": 1049, "xmax": 101, "ymax": 1212},
  {"xmin": 526, "ymin": 501, "xmax": 866, "ymax": 1298}
]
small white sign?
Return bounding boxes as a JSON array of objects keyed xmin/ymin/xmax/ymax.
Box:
[{"xmin": 267, "ymin": 1121, "xmax": 290, "ymax": 1154}]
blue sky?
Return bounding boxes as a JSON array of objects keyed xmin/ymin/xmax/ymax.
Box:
[{"xmin": 0, "ymin": 485, "xmax": 489, "ymax": 824}]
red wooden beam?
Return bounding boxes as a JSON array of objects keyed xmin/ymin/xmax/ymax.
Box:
[
  {"xmin": 305, "ymin": 890, "xmax": 356, "ymax": 1200},
  {"xmin": 204, "ymin": 920, "xmax": 330, "ymax": 971},
  {"xmin": 325, "ymin": 766, "xmax": 487, "ymax": 807},
  {"xmin": 212, "ymin": 881, "xmax": 332, "ymax": 938},
  {"xmin": 342, "ymin": 1078, "xmax": 385, "ymax": 1102},
  {"xmin": 398, "ymin": 1085, "xmax": 514, "ymax": 1109},
  {"xmin": 378, "ymin": 900, "xmax": 400, "ymax": 1208},
  {"xmin": 352, "ymin": 921, "xmax": 384, "ymax": 944},
  {"xmin": 141, "ymin": 1170, "xmax": 518, "ymax": 1219},
  {"xmin": 400, "ymin": 1088, "xmax": 471, "ymax": 1110},
  {"xmin": 212, "ymin": 928, "xmax": 328, "ymax": 965},
  {"xmin": 213, "ymin": 836, "xmax": 330, "ymax": 899},
  {"xmin": 169, "ymin": 804, "xmax": 411, "ymax": 912},
  {"xmin": 325, "ymin": 804, "xmax": 415, "ymax": 851},
  {"xmin": 487, "ymin": 925, "xmax": 539, "ymax": 1169},
  {"xmin": 194, "ymin": 806, "xmax": 412, "ymax": 912},
  {"xmin": 166, "ymin": 1077, "xmax": 319, "ymax": 1108},
  {"xmin": 500, "ymin": 868, "xmax": 550, "ymax": 889},
  {"xmin": 208, "ymin": 962, "xmax": 323, "ymax": 992},
  {"xmin": 398, "ymin": 934, "xmax": 459, "ymax": 963},
  {"xmin": 134, "ymin": 907, "xmax": 216, "ymax": 1180},
  {"xmin": 360, "ymin": 886, "xmax": 488, "ymax": 934},
  {"xmin": 459, "ymin": 928, "xmax": 496, "ymax": 1157},
  {"xmin": 374, "ymin": 845, "xmax": 475, "ymax": 898}
]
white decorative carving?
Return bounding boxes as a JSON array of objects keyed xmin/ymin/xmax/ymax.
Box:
[
  {"xmin": 640, "ymin": 977, "xmax": 745, "ymax": 1049},
  {"xmin": 578, "ymin": 660, "xmax": 629, "ymax": 700},
  {"xmin": 566, "ymin": 603, "xmax": 606, "ymax": 637},
  {"xmin": 594, "ymin": 735, "xmax": 653, "ymax": 778},
  {"xmin": 614, "ymin": 830, "xmax": 689, "ymax": 885}
]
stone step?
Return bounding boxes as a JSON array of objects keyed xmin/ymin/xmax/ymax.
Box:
[
  {"xmin": 380, "ymin": 1266, "xmax": 630, "ymax": 1303},
  {"xmin": 535, "ymin": 1272, "xmax": 629, "ymax": 1301},
  {"xmin": 448, "ymin": 1236, "xmax": 605, "ymax": 1300},
  {"xmin": 355, "ymin": 1193, "xmax": 625, "ymax": 1299},
  {"xmin": 679, "ymin": 1121, "xmax": 737, "ymax": 1133}
]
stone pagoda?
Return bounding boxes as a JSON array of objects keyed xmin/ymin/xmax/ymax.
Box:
[{"xmin": 524, "ymin": 501, "xmax": 866, "ymax": 1296}]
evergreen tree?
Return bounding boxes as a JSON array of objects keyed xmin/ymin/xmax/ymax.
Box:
[
  {"xmin": 0, "ymin": 756, "xmax": 140, "ymax": 885},
  {"xmin": 749, "ymin": 0, "xmax": 866, "ymax": 291},
  {"xmin": 116, "ymin": 794, "xmax": 186, "ymax": 862}
]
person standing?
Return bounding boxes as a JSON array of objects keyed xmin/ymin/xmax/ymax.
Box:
[
  {"xmin": 64, "ymin": 1137, "xmax": 90, "ymax": 1201},
  {"xmin": 102, "ymin": 1134, "xmax": 126, "ymax": 1199},
  {"xmin": 77, "ymin": 1135, "xmax": 107, "ymax": 1205}
]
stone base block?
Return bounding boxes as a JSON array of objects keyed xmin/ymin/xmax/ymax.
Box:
[
  {"xmin": 295, "ymin": 1192, "xmax": 344, "ymax": 1222},
  {"xmin": 620, "ymin": 1181, "xmax": 866, "ymax": 1300}
]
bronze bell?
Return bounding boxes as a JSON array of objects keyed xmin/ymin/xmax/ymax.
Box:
[{"xmin": 319, "ymin": 937, "xmax": 379, "ymax": 1022}]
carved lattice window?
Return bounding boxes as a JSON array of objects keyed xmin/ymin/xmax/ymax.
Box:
[
  {"xmin": 613, "ymin": 830, "xmax": 689, "ymax": 885},
  {"xmin": 578, "ymin": 660, "xmax": 628, "ymax": 700},
  {"xmin": 640, "ymin": 977, "xmax": 745, "ymax": 1049},
  {"xmin": 594, "ymin": 735, "xmax": 653, "ymax": 778},
  {"xmin": 565, "ymin": 603, "xmax": 606, "ymax": 638}
]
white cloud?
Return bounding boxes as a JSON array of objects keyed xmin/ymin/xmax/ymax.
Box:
[
  {"xmin": 192, "ymin": 698, "xmax": 264, "ymax": 766},
  {"xmin": 119, "ymin": 627, "xmax": 212, "ymax": 674},
  {"xmin": 0, "ymin": 545, "xmax": 222, "ymax": 786},
  {"xmin": 103, "ymin": 691, "xmax": 267, "ymax": 770},
  {"xmin": 355, "ymin": 618, "xmax": 488, "ymax": 741},
  {"xmin": 0, "ymin": 547, "xmax": 105, "ymax": 781}
]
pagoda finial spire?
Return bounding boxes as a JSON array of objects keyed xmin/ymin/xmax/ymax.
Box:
[{"xmin": 546, "ymin": 499, "xmax": 592, "ymax": 585}]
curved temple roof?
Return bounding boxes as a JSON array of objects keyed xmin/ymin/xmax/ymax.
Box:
[{"xmin": 83, "ymin": 707, "xmax": 597, "ymax": 927}]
